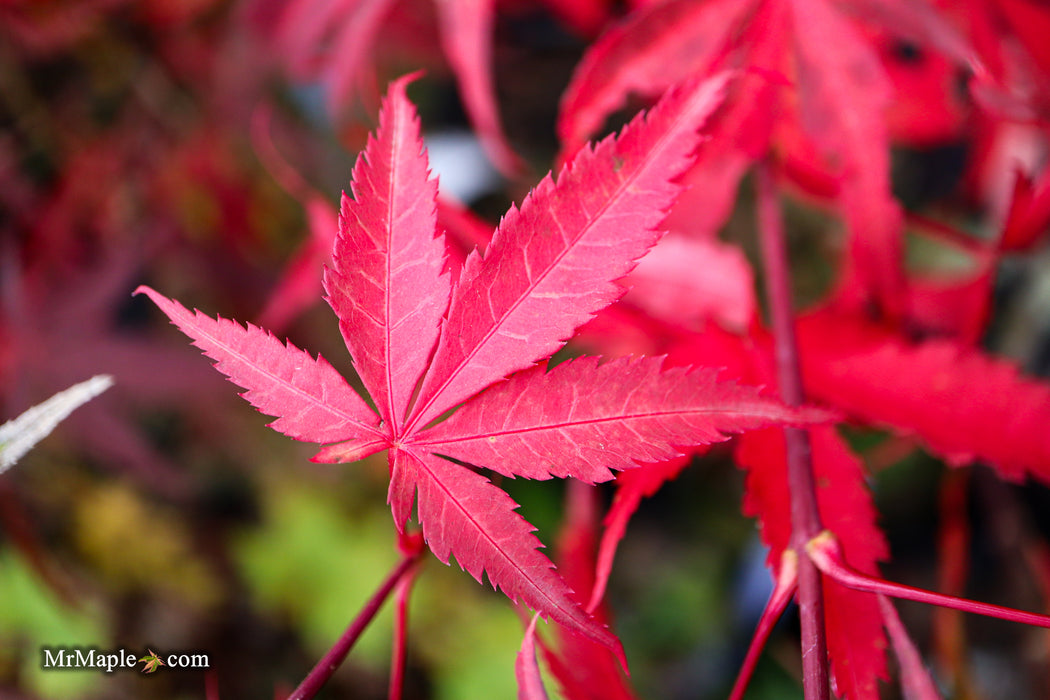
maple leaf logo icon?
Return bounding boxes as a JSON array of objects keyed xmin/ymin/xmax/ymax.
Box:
[{"xmin": 138, "ymin": 649, "xmax": 165, "ymax": 674}]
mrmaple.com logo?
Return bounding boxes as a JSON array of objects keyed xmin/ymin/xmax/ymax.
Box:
[{"xmin": 41, "ymin": 647, "xmax": 209, "ymax": 673}]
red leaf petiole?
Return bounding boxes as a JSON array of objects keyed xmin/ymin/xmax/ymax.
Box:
[
  {"xmin": 287, "ymin": 538, "xmax": 424, "ymax": 700},
  {"xmin": 807, "ymin": 530, "xmax": 1050, "ymax": 629}
]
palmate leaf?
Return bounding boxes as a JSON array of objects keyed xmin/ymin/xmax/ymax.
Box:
[
  {"xmin": 557, "ymin": 0, "xmax": 979, "ymax": 320},
  {"xmin": 272, "ymin": 0, "xmax": 518, "ymax": 174},
  {"xmin": 141, "ymin": 72, "xmax": 819, "ymax": 663},
  {"xmin": 407, "ymin": 71, "xmax": 732, "ymax": 431},
  {"xmin": 584, "ymin": 317, "xmax": 894, "ymax": 699}
]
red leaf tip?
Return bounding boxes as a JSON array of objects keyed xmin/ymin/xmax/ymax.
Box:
[{"xmin": 387, "ymin": 70, "xmax": 426, "ymax": 100}]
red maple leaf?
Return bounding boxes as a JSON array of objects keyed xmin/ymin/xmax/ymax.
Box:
[
  {"xmin": 557, "ymin": 0, "xmax": 979, "ymax": 322},
  {"xmin": 136, "ymin": 72, "xmax": 822, "ymax": 657},
  {"xmin": 798, "ymin": 308, "xmax": 1050, "ymax": 482},
  {"xmin": 272, "ymin": 0, "xmax": 520, "ymax": 174}
]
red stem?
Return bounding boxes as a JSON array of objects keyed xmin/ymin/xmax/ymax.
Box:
[
  {"xmin": 809, "ymin": 531, "xmax": 1050, "ymax": 629},
  {"xmin": 387, "ymin": 571, "xmax": 417, "ymax": 700},
  {"xmin": 933, "ymin": 468, "xmax": 972, "ymax": 692},
  {"xmin": 755, "ymin": 163, "xmax": 829, "ymax": 700},
  {"xmin": 287, "ymin": 551, "xmax": 422, "ymax": 700},
  {"xmin": 878, "ymin": 595, "xmax": 941, "ymax": 700},
  {"xmin": 250, "ymin": 103, "xmax": 313, "ymax": 200},
  {"xmin": 729, "ymin": 552, "xmax": 798, "ymax": 700},
  {"xmin": 905, "ymin": 212, "xmax": 989, "ymax": 257}
]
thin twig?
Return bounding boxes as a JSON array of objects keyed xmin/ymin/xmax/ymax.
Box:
[
  {"xmin": 287, "ymin": 550, "xmax": 423, "ymax": 700},
  {"xmin": 809, "ymin": 531, "xmax": 1050, "ymax": 628},
  {"xmin": 755, "ymin": 163, "xmax": 830, "ymax": 700},
  {"xmin": 387, "ymin": 566, "xmax": 418, "ymax": 700}
]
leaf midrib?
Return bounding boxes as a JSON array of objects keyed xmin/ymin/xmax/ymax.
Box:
[{"xmin": 417, "ymin": 406, "xmax": 779, "ymax": 446}]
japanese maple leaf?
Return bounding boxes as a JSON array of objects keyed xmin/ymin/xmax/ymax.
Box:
[
  {"xmin": 797, "ymin": 308, "xmax": 1050, "ymax": 482},
  {"xmin": 0, "ymin": 238, "xmax": 229, "ymax": 502},
  {"xmin": 136, "ymin": 73, "xmax": 820, "ymax": 653},
  {"xmin": 557, "ymin": 0, "xmax": 976, "ymax": 321},
  {"xmin": 272, "ymin": 0, "xmax": 520, "ymax": 174}
]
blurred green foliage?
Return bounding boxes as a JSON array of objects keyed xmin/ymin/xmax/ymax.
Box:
[{"xmin": 0, "ymin": 550, "xmax": 105, "ymax": 698}]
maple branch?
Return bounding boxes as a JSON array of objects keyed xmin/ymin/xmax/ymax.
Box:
[
  {"xmin": 755, "ymin": 163, "xmax": 829, "ymax": 700},
  {"xmin": 287, "ymin": 548, "xmax": 423, "ymax": 700}
]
